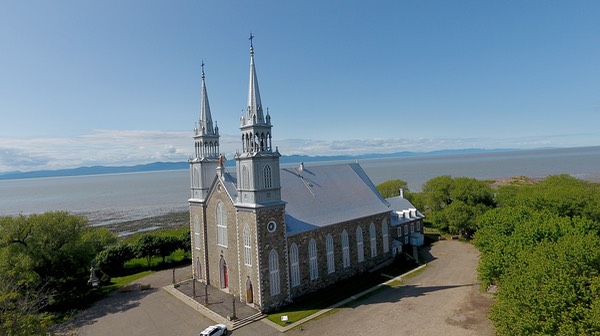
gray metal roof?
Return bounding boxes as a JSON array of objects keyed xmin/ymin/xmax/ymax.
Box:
[
  {"xmin": 216, "ymin": 163, "xmax": 393, "ymax": 235},
  {"xmin": 281, "ymin": 163, "xmax": 391, "ymax": 235},
  {"xmin": 386, "ymin": 196, "xmax": 425, "ymax": 226}
]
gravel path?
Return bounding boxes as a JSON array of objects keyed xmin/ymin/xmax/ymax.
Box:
[{"xmin": 287, "ymin": 240, "xmax": 494, "ymax": 336}]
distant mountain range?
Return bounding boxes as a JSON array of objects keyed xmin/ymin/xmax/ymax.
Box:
[{"xmin": 0, "ymin": 148, "xmax": 517, "ymax": 180}]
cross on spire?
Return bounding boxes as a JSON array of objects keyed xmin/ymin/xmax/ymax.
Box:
[{"xmin": 201, "ymin": 60, "xmax": 205, "ymax": 79}]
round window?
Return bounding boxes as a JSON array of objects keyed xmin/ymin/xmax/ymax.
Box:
[{"xmin": 267, "ymin": 221, "xmax": 277, "ymax": 233}]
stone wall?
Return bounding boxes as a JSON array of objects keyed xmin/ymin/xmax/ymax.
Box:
[{"xmin": 287, "ymin": 212, "xmax": 392, "ymax": 300}]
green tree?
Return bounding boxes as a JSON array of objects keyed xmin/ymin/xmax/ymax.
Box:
[
  {"xmin": 178, "ymin": 230, "xmax": 191, "ymax": 254},
  {"xmin": 94, "ymin": 242, "xmax": 134, "ymax": 276},
  {"xmin": 0, "ymin": 211, "xmax": 118, "ymax": 330},
  {"xmin": 421, "ymin": 176, "xmax": 494, "ymax": 236},
  {"xmin": 133, "ymin": 235, "xmax": 162, "ymax": 268},
  {"xmin": 376, "ymin": 179, "xmax": 409, "ymax": 198},
  {"xmin": 421, "ymin": 175, "xmax": 453, "ymax": 212},
  {"xmin": 491, "ymin": 234, "xmax": 600, "ymax": 335},
  {"xmin": 0, "ymin": 273, "xmax": 51, "ymax": 336},
  {"xmin": 156, "ymin": 236, "xmax": 179, "ymax": 263}
]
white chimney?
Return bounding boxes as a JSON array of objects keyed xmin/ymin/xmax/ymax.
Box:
[{"xmin": 400, "ymin": 188, "xmax": 404, "ymax": 198}]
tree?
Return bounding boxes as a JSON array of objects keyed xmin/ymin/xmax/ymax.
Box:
[
  {"xmin": 490, "ymin": 234, "xmax": 600, "ymax": 335},
  {"xmin": 178, "ymin": 230, "xmax": 191, "ymax": 254},
  {"xmin": 0, "ymin": 211, "xmax": 118, "ymax": 330},
  {"xmin": 156, "ymin": 236, "xmax": 179, "ymax": 263},
  {"xmin": 0, "ymin": 273, "xmax": 51, "ymax": 336},
  {"xmin": 421, "ymin": 176, "xmax": 495, "ymax": 236},
  {"xmin": 421, "ymin": 175, "xmax": 453, "ymax": 212},
  {"xmin": 133, "ymin": 235, "xmax": 162, "ymax": 268},
  {"xmin": 94, "ymin": 242, "xmax": 134, "ymax": 276},
  {"xmin": 376, "ymin": 179, "xmax": 409, "ymax": 198}
]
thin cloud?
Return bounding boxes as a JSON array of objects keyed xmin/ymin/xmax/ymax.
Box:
[{"xmin": 0, "ymin": 130, "xmax": 595, "ymax": 173}]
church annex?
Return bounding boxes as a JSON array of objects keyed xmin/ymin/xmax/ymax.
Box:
[{"xmin": 189, "ymin": 37, "xmax": 424, "ymax": 313}]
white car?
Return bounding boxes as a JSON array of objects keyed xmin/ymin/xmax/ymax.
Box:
[{"xmin": 199, "ymin": 324, "xmax": 227, "ymax": 336}]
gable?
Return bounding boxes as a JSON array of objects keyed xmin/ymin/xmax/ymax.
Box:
[{"xmin": 205, "ymin": 171, "xmax": 238, "ymax": 206}]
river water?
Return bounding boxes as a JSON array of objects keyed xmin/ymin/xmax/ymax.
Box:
[{"xmin": 1, "ymin": 146, "xmax": 599, "ymax": 225}]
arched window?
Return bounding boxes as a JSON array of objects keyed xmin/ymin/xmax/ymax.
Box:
[
  {"xmin": 341, "ymin": 230, "xmax": 350, "ymax": 268},
  {"xmin": 216, "ymin": 202, "xmax": 227, "ymax": 247},
  {"xmin": 243, "ymin": 225, "xmax": 252, "ymax": 266},
  {"xmin": 264, "ymin": 164, "xmax": 272, "ymax": 188},
  {"xmin": 382, "ymin": 220, "xmax": 389, "ymax": 253},
  {"xmin": 242, "ymin": 166, "xmax": 250, "ymax": 189},
  {"xmin": 309, "ymin": 239, "xmax": 318, "ymax": 280},
  {"xmin": 370, "ymin": 223, "xmax": 377, "ymax": 257},
  {"xmin": 326, "ymin": 234, "xmax": 335, "ymax": 274},
  {"xmin": 193, "ymin": 216, "xmax": 201, "ymax": 250},
  {"xmin": 356, "ymin": 226, "xmax": 364, "ymax": 262},
  {"xmin": 290, "ymin": 243, "xmax": 300, "ymax": 287},
  {"xmin": 269, "ymin": 250, "xmax": 280, "ymax": 296},
  {"xmin": 193, "ymin": 167, "xmax": 200, "ymax": 189}
]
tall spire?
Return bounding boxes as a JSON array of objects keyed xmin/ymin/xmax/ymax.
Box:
[
  {"xmin": 247, "ymin": 33, "xmax": 264, "ymax": 124},
  {"xmin": 199, "ymin": 61, "xmax": 215, "ymax": 135}
]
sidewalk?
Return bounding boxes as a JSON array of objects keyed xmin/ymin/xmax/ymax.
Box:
[{"xmin": 163, "ymin": 279, "xmax": 263, "ymax": 331}]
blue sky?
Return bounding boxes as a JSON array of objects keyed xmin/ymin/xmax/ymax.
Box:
[{"xmin": 1, "ymin": 1, "xmax": 599, "ymax": 172}]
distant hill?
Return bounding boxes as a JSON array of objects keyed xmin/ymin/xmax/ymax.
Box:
[{"xmin": 0, "ymin": 148, "xmax": 516, "ymax": 181}]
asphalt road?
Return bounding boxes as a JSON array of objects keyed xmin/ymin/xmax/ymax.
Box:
[{"xmin": 62, "ymin": 240, "xmax": 491, "ymax": 336}]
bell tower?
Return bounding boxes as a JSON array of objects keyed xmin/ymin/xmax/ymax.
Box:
[
  {"xmin": 234, "ymin": 35, "xmax": 290, "ymax": 311},
  {"xmin": 190, "ymin": 62, "xmax": 220, "ymax": 202},
  {"xmin": 235, "ymin": 35, "xmax": 282, "ymax": 207}
]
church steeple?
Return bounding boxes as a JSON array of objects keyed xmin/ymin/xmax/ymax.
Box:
[
  {"xmin": 193, "ymin": 62, "xmax": 219, "ymax": 159},
  {"xmin": 239, "ymin": 34, "xmax": 274, "ymax": 154},
  {"xmin": 199, "ymin": 61, "xmax": 215, "ymax": 136},
  {"xmin": 246, "ymin": 33, "xmax": 264, "ymax": 124},
  {"xmin": 190, "ymin": 61, "xmax": 220, "ymax": 201},
  {"xmin": 235, "ymin": 35, "xmax": 282, "ymax": 207}
]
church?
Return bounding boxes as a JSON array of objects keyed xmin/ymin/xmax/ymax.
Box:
[{"xmin": 188, "ymin": 37, "xmax": 424, "ymax": 313}]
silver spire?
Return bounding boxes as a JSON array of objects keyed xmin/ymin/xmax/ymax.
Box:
[
  {"xmin": 199, "ymin": 61, "xmax": 215, "ymax": 135},
  {"xmin": 247, "ymin": 33, "xmax": 264, "ymax": 124}
]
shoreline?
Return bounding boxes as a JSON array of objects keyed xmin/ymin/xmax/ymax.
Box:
[{"xmin": 97, "ymin": 210, "xmax": 189, "ymax": 237}]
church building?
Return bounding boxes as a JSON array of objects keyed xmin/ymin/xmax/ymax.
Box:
[{"xmin": 189, "ymin": 37, "xmax": 424, "ymax": 313}]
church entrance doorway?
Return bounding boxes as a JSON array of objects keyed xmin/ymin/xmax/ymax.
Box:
[
  {"xmin": 219, "ymin": 257, "xmax": 228, "ymax": 289},
  {"xmin": 246, "ymin": 277, "xmax": 253, "ymax": 304}
]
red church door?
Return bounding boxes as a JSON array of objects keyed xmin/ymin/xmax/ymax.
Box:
[
  {"xmin": 246, "ymin": 278, "xmax": 253, "ymax": 304},
  {"xmin": 219, "ymin": 257, "xmax": 228, "ymax": 289}
]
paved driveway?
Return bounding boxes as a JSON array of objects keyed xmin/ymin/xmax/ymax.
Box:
[
  {"xmin": 64, "ymin": 240, "xmax": 491, "ymax": 336},
  {"xmin": 287, "ymin": 240, "xmax": 493, "ymax": 336}
]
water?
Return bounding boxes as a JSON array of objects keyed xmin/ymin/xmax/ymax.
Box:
[{"xmin": 1, "ymin": 146, "xmax": 599, "ymax": 225}]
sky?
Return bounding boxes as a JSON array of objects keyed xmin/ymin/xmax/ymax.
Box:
[{"xmin": 1, "ymin": 1, "xmax": 600, "ymax": 173}]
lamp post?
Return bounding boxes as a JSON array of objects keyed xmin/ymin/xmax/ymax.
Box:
[
  {"xmin": 204, "ymin": 283, "xmax": 209, "ymax": 306},
  {"xmin": 231, "ymin": 296, "xmax": 237, "ymax": 321},
  {"xmin": 192, "ymin": 276, "xmax": 196, "ymax": 298}
]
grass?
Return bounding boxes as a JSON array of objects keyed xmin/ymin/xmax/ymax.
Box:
[{"xmin": 267, "ymin": 257, "xmax": 420, "ymax": 326}]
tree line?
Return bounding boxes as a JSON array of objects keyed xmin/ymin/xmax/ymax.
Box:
[
  {"xmin": 0, "ymin": 211, "xmax": 190, "ymax": 335},
  {"xmin": 377, "ymin": 174, "xmax": 600, "ymax": 334}
]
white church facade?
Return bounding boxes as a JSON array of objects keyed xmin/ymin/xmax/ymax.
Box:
[{"xmin": 188, "ymin": 37, "xmax": 424, "ymax": 313}]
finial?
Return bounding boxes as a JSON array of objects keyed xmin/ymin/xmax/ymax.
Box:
[
  {"xmin": 201, "ymin": 60, "xmax": 205, "ymax": 79},
  {"xmin": 249, "ymin": 33, "xmax": 254, "ymax": 54}
]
